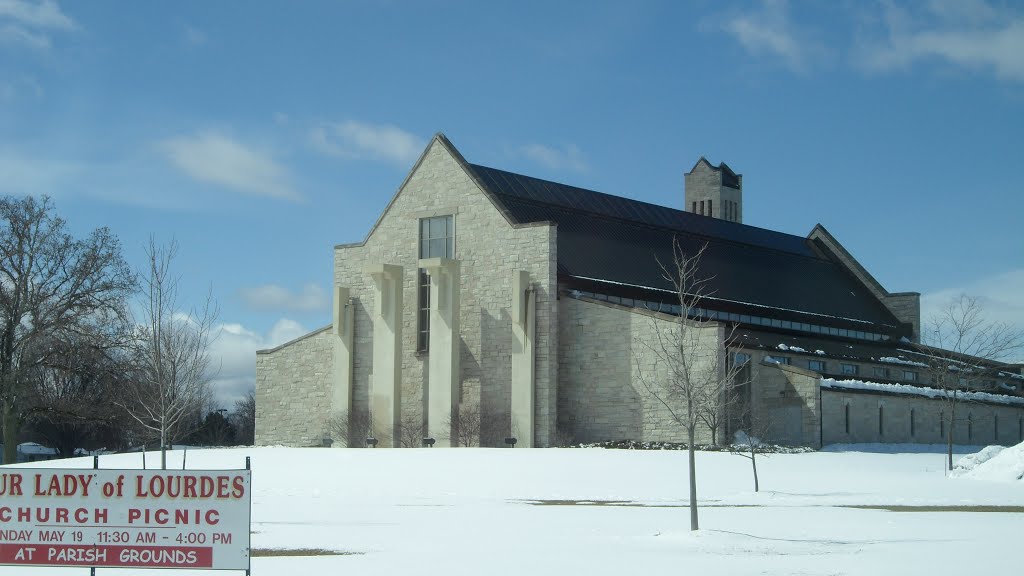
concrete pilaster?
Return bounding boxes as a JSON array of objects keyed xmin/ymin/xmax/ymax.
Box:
[
  {"xmin": 420, "ymin": 258, "xmax": 460, "ymax": 446},
  {"xmin": 364, "ymin": 264, "xmax": 403, "ymax": 447},
  {"xmin": 330, "ymin": 286, "xmax": 354, "ymax": 447},
  {"xmin": 511, "ymin": 270, "xmax": 536, "ymax": 447}
]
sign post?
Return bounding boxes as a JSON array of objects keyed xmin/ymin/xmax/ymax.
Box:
[{"xmin": 0, "ymin": 466, "xmax": 251, "ymax": 571}]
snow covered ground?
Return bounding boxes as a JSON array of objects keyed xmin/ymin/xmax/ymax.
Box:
[{"xmin": 2, "ymin": 443, "xmax": 1021, "ymax": 575}]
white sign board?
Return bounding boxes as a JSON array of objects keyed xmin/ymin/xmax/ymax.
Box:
[{"xmin": 0, "ymin": 468, "xmax": 250, "ymax": 570}]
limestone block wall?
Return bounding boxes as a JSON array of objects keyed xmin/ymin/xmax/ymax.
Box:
[
  {"xmin": 748, "ymin": 361, "xmax": 822, "ymax": 447},
  {"xmin": 255, "ymin": 327, "xmax": 334, "ymax": 446},
  {"xmin": 334, "ymin": 138, "xmax": 558, "ymax": 446},
  {"xmin": 558, "ymin": 297, "xmax": 723, "ymax": 444},
  {"xmin": 883, "ymin": 293, "xmax": 921, "ymax": 343},
  {"xmin": 822, "ymin": 389, "xmax": 1024, "ymax": 446}
]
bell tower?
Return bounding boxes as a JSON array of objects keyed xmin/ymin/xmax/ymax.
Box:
[{"xmin": 684, "ymin": 157, "xmax": 743, "ymax": 223}]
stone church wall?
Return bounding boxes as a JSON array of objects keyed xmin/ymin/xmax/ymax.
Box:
[
  {"xmin": 332, "ymin": 139, "xmax": 559, "ymax": 446},
  {"xmin": 558, "ymin": 297, "xmax": 723, "ymax": 444},
  {"xmin": 255, "ymin": 327, "xmax": 334, "ymax": 446}
]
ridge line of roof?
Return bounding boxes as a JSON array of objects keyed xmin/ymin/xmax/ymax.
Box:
[{"xmin": 469, "ymin": 162, "xmax": 816, "ymax": 259}]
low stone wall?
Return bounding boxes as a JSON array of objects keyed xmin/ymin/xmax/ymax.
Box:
[
  {"xmin": 255, "ymin": 326, "xmax": 334, "ymax": 446},
  {"xmin": 821, "ymin": 387, "xmax": 1024, "ymax": 446}
]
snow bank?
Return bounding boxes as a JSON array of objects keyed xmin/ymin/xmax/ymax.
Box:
[
  {"xmin": 950, "ymin": 445, "xmax": 1004, "ymax": 476},
  {"xmin": 951, "ymin": 442, "xmax": 1024, "ymax": 482},
  {"xmin": 820, "ymin": 378, "xmax": 1024, "ymax": 406}
]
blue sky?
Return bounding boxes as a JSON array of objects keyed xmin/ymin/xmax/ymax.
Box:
[{"xmin": 2, "ymin": 0, "xmax": 1022, "ymax": 406}]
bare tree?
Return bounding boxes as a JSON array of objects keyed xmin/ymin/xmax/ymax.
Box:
[
  {"xmin": 397, "ymin": 410, "xmax": 426, "ymax": 448},
  {"xmin": 23, "ymin": 336, "xmax": 134, "ymax": 457},
  {"xmin": 921, "ymin": 294, "xmax": 1023, "ymax": 471},
  {"xmin": 0, "ymin": 196, "xmax": 135, "ymax": 464},
  {"xmin": 446, "ymin": 403, "xmax": 481, "ymax": 447},
  {"xmin": 329, "ymin": 409, "xmax": 376, "ymax": 447},
  {"xmin": 231, "ymin": 390, "xmax": 256, "ymax": 446},
  {"xmin": 119, "ymin": 237, "xmax": 217, "ymax": 469},
  {"xmin": 728, "ymin": 391, "xmax": 775, "ymax": 493},
  {"xmin": 633, "ymin": 240, "xmax": 745, "ymax": 531}
]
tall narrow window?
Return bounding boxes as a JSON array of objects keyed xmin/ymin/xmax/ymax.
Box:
[
  {"xmin": 940, "ymin": 412, "xmax": 945, "ymax": 438},
  {"xmin": 417, "ymin": 215, "xmax": 454, "ymax": 352},
  {"xmin": 878, "ymin": 405, "xmax": 884, "ymax": 436},
  {"xmin": 967, "ymin": 413, "xmax": 973, "ymax": 441},
  {"xmin": 910, "ymin": 409, "xmax": 915, "ymax": 437},
  {"xmin": 994, "ymin": 414, "xmax": 999, "ymax": 441},
  {"xmin": 700, "ymin": 200, "xmax": 705, "ymax": 215},
  {"xmin": 692, "ymin": 201, "xmax": 697, "ymax": 213},
  {"xmin": 708, "ymin": 199, "xmax": 713, "ymax": 217},
  {"xmin": 844, "ymin": 404, "xmax": 850, "ymax": 434}
]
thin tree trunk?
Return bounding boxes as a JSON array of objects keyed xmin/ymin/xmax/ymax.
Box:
[
  {"xmin": 946, "ymin": 399, "xmax": 956, "ymax": 472},
  {"xmin": 751, "ymin": 448, "xmax": 759, "ymax": 492},
  {"xmin": 2, "ymin": 401, "xmax": 18, "ymax": 465},
  {"xmin": 161, "ymin": 427, "xmax": 167, "ymax": 470},
  {"xmin": 687, "ymin": 426, "xmax": 698, "ymax": 531}
]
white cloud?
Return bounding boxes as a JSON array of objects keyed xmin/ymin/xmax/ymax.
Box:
[
  {"xmin": 857, "ymin": 0, "xmax": 1024, "ymax": 81},
  {"xmin": 183, "ymin": 25, "xmax": 207, "ymax": 47},
  {"xmin": 0, "ymin": 0, "xmax": 76, "ymax": 50},
  {"xmin": 719, "ymin": 0, "xmax": 816, "ymax": 72},
  {"xmin": 0, "ymin": 0, "xmax": 76, "ymax": 29},
  {"xmin": 310, "ymin": 121, "xmax": 424, "ymax": 165},
  {"xmin": 921, "ymin": 269, "xmax": 1024, "ymax": 361},
  {"xmin": 239, "ymin": 283, "xmax": 329, "ymax": 313},
  {"xmin": 0, "ymin": 150, "xmax": 79, "ymax": 194},
  {"xmin": 519, "ymin": 143, "xmax": 588, "ymax": 173},
  {"xmin": 160, "ymin": 131, "xmax": 301, "ymax": 201},
  {"xmin": 207, "ymin": 318, "xmax": 312, "ymax": 408},
  {"xmin": 0, "ymin": 23, "xmax": 47, "ymax": 48}
]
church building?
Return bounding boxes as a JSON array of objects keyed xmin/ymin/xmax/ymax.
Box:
[{"xmin": 255, "ymin": 134, "xmax": 1024, "ymax": 448}]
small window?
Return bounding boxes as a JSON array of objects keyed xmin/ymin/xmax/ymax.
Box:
[
  {"xmin": 700, "ymin": 200, "xmax": 705, "ymax": 215},
  {"xmin": 844, "ymin": 404, "xmax": 850, "ymax": 434},
  {"xmin": 692, "ymin": 201, "xmax": 697, "ymax": 213},
  {"xmin": 873, "ymin": 367, "xmax": 890, "ymax": 379},
  {"xmin": 735, "ymin": 352, "xmax": 751, "ymax": 365},
  {"xmin": 994, "ymin": 414, "xmax": 999, "ymax": 440},
  {"xmin": 808, "ymin": 360, "xmax": 825, "ymax": 372},
  {"xmin": 841, "ymin": 363, "xmax": 859, "ymax": 375},
  {"xmin": 708, "ymin": 199, "xmax": 713, "ymax": 217},
  {"xmin": 910, "ymin": 408, "xmax": 915, "ymax": 437},
  {"xmin": 878, "ymin": 405, "xmax": 884, "ymax": 436},
  {"xmin": 765, "ymin": 355, "xmax": 790, "ymax": 365},
  {"xmin": 902, "ymin": 370, "xmax": 918, "ymax": 382}
]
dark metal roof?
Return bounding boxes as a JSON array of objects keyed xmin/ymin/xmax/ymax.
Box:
[{"xmin": 468, "ymin": 163, "xmax": 903, "ymax": 330}]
